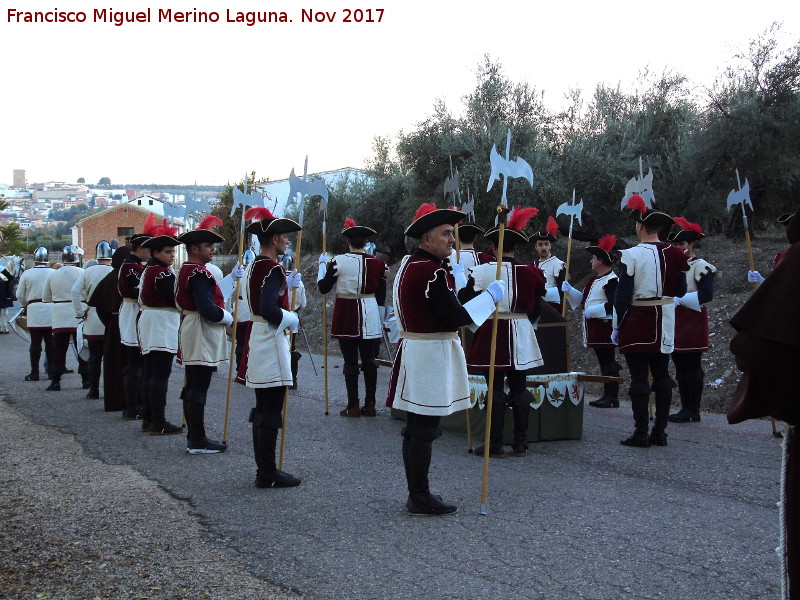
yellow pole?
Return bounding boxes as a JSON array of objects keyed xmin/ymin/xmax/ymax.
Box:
[
  {"xmin": 222, "ymin": 227, "xmax": 246, "ymax": 443},
  {"xmin": 279, "ymin": 229, "xmax": 303, "ymax": 470},
  {"xmin": 480, "ymin": 205, "xmax": 509, "ymax": 515},
  {"xmin": 322, "ymin": 229, "xmax": 329, "ymax": 415},
  {"xmin": 455, "ymin": 223, "xmax": 473, "ymax": 453},
  {"xmin": 561, "ymin": 234, "xmax": 574, "ymax": 318}
]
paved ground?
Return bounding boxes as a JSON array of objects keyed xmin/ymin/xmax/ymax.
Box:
[{"xmin": 0, "ymin": 322, "xmax": 786, "ymax": 600}]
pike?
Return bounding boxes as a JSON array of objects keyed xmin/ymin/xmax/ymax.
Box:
[
  {"xmin": 163, "ymin": 200, "xmax": 185, "ymax": 223},
  {"xmin": 444, "ymin": 156, "xmax": 473, "ymax": 453},
  {"xmin": 222, "ymin": 173, "xmax": 259, "ymax": 444},
  {"xmin": 556, "ymin": 190, "xmax": 584, "ymax": 318},
  {"xmin": 620, "ymin": 156, "xmax": 655, "ymax": 209},
  {"xmin": 281, "ymin": 157, "xmax": 328, "ymax": 466},
  {"xmin": 311, "ymin": 161, "xmax": 331, "ymax": 416},
  {"xmin": 297, "ymin": 319, "xmax": 317, "ymax": 376},
  {"xmin": 481, "ymin": 129, "xmax": 534, "ymax": 515}
]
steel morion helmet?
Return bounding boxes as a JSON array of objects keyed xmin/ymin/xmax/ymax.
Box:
[
  {"xmin": 34, "ymin": 247, "xmax": 49, "ymax": 262},
  {"xmin": 242, "ymin": 249, "xmax": 256, "ymax": 266},
  {"xmin": 61, "ymin": 245, "xmax": 80, "ymax": 263},
  {"xmin": 96, "ymin": 240, "xmax": 113, "ymax": 260}
]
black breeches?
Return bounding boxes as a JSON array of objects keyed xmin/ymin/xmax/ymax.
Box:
[
  {"xmin": 593, "ymin": 347, "xmax": 616, "ymax": 368},
  {"xmin": 671, "ymin": 352, "xmax": 702, "ymax": 373},
  {"xmin": 255, "ymin": 386, "xmax": 285, "ymax": 414},
  {"xmin": 185, "ymin": 364, "xmax": 214, "ymax": 393},
  {"xmin": 143, "ymin": 350, "xmax": 174, "ymax": 384},
  {"xmin": 623, "ymin": 352, "xmax": 671, "ymax": 392},
  {"xmin": 339, "ymin": 338, "xmax": 377, "ymax": 367},
  {"xmin": 29, "ymin": 328, "xmax": 53, "ymax": 352}
]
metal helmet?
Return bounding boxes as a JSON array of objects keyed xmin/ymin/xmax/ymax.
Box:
[
  {"xmin": 279, "ymin": 253, "xmax": 293, "ymax": 272},
  {"xmin": 61, "ymin": 245, "xmax": 79, "ymax": 264},
  {"xmin": 110, "ymin": 239, "xmax": 119, "ymax": 251},
  {"xmin": 365, "ymin": 241, "xmax": 376, "ymax": 256},
  {"xmin": 34, "ymin": 247, "xmax": 49, "ymax": 262},
  {"xmin": 84, "ymin": 259, "xmax": 98, "ymax": 269},
  {"xmin": 242, "ymin": 249, "xmax": 256, "ymax": 266},
  {"xmin": 96, "ymin": 240, "xmax": 113, "ymax": 260}
]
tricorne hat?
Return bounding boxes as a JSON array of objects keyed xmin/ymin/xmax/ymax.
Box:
[
  {"xmin": 530, "ymin": 216, "xmax": 559, "ymax": 243},
  {"xmin": 244, "ymin": 207, "xmax": 301, "ymax": 237},
  {"xmin": 668, "ymin": 217, "xmax": 704, "ymax": 243},
  {"xmin": 484, "ymin": 206, "xmax": 539, "ymax": 246},
  {"xmin": 586, "ymin": 235, "xmax": 618, "ymax": 265},
  {"xmin": 140, "ymin": 214, "xmax": 181, "ymax": 249},
  {"xmin": 341, "ymin": 217, "xmax": 377, "ymax": 238},
  {"xmin": 404, "ymin": 203, "xmax": 465, "ymax": 239},
  {"xmin": 625, "ymin": 194, "xmax": 674, "ymax": 227},
  {"xmin": 177, "ymin": 215, "xmax": 225, "ymax": 246}
]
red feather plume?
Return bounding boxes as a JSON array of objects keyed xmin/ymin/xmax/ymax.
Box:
[
  {"xmin": 507, "ymin": 206, "xmax": 539, "ymax": 232},
  {"xmin": 673, "ymin": 217, "xmax": 703, "ymax": 235},
  {"xmin": 143, "ymin": 212, "xmax": 159, "ymax": 236},
  {"xmin": 160, "ymin": 218, "xmax": 178, "ymax": 237},
  {"xmin": 343, "ymin": 217, "xmax": 356, "ymax": 228},
  {"xmin": 244, "ymin": 207, "xmax": 275, "ymax": 222},
  {"xmin": 197, "ymin": 215, "xmax": 223, "ymax": 231},
  {"xmin": 413, "ymin": 202, "xmax": 437, "ymax": 221},
  {"xmin": 597, "ymin": 235, "xmax": 616, "ymax": 253},
  {"xmin": 626, "ymin": 194, "xmax": 647, "ymax": 215},
  {"xmin": 546, "ymin": 215, "xmax": 559, "ymax": 238}
]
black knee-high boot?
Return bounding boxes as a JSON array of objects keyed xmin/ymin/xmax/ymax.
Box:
[
  {"xmin": 341, "ymin": 364, "xmax": 361, "ymax": 417},
  {"xmin": 650, "ymin": 377, "xmax": 676, "ymax": 445},
  {"xmin": 405, "ymin": 422, "xmax": 456, "ymax": 516},
  {"xmin": 621, "ymin": 382, "xmax": 651, "ymax": 447},
  {"xmin": 510, "ymin": 390, "xmax": 533, "ymax": 454},
  {"xmin": 361, "ymin": 362, "xmax": 378, "ymax": 416},
  {"xmin": 593, "ymin": 361, "xmax": 621, "ymax": 408},
  {"xmin": 251, "ymin": 408, "xmax": 299, "ymax": 488},
  {"xmin": 26, "ymin": 348, "xmax": 41, "ymax": 380}
]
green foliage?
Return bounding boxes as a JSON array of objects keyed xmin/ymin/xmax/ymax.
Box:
[
  {"xmin": 77, "ymin": 177, "xmax": 85, "ymax": 184},
  {"xmin": 0, "ymin": 222, "xmax": 26, "ymax": 254},
  {"xmin": 98, "ymin": 177, "xmax": 111, "ymax": 185}
]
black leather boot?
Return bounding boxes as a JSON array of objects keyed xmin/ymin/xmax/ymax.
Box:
[
  {"xmin": 405, "ymin": 424, "xmax": 456, "ymax": 516},
  {"xmin": 252, "ymin": 409, "xmax": 300, "ymax": 488},
  {"xmin": 650, "ymin": 377, "xmax": 676, "ymax": 445},
  {"xmin": 341, "ymin": 364, "xmax": 361, "ymax": 417},
  {"xmin": 25, "ymin": 349, "xmax": 41, "ymax": 381},
  {"xmin": 289, "ymin": 350, "xmax": 301, "ymax": 389},
  {"xmin": 510, "ymin": 390, "xmax": 532, "ymax": 455},
  {"xmin": 361, "ymin": 362, "xmax": 378, "ymax": 416},
  {"xmin": 621, "ymin": 383, "xmax": 651, "ymax": 447},
  {"xmin": 148, "ymin": 381, "xmax": 181, "ymax": 435},
  {"xmin": 593, "ymin": 361, "xmax": 621, "ymax": 408},
  {"xmin": 86, "ymin": 354, "xmax": 102, "ymax": 399}
]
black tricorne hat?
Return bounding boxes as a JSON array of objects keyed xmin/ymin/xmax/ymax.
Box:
[
  {"xmin": 484, "ymin": 206, "xmax": 539, "ymax": 247},
  {"xmin": 586, "ymin": 235, "xmax": 617, "ymax": 265},
  {"xmin": 778, "ymin": 212, "xmax": 795, "ymax": 226},
  {"xmin": 625, "ymin": 194, "xmax": 674, "ymax": 227},
  {"xmin": 667, "ymin": 217, "xmax": 704, "ymax": 243},
  {"xmin": 530, "ymin": 215, "xmax": 559, "ymax": 243},
  {"xmin": 244, "ymin": 207, "xmax": 302, "ymax": 237},
  {"xmin": 404, "ymin": 203, "xmax": 465, "ymax": 239},
  {"xmin": 341, "ymin": 218, "xmax": 377, "ymax": 238},
  {"xmin": 128, "ymin": 233, "xmax": 152, "ymax": 248},
  {"xmin": 457, "ymin": 222, "xmax": 484, "ymax": 235},
  {"xmin": 141, "ymin": 216, "xmax": 181, "ymax": 249},
  {"xmin": 177, "ymin": 215, "xmax": 225, "ymax": 246}
]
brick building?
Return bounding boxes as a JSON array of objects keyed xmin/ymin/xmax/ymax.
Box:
[{"xmin": 74, "ymin": 203, "xmax": 186, "ymax": 261}]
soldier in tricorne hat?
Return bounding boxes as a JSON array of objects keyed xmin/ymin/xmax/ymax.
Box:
[
  {"xmin": 562, "ymin": 235, "xmax": 622, "ymax": 408},
  {"xmin": 612, "ymin": 195, "xmax": 689, "ymax": 447},
  {"xmin": 387, "ymin": 203, "xmax": 505, "ymax": 515},
  {"xmin": 667, "ymin": 218, "xmax": 717, "ymax": 423},
  {"xmin": 317, "ymin": 218, "xmax": 388, "ymax": 417},
  {"xmin": 237, "ymin": 207, "xmax": 304, "ymax": 488},
  {"xmin": 530, "ymin": 216, "xmax": 565, "ymax": 311},
  {"xmin": 17, "ymin": 247, "xmax": 54, "ymax": 381},
  {"xmin": 459, "ymin": 207, "xmax": 545, "ymax": 457},
  {"xmin": 448, "ymin": 222, "xmax": 492, "ymax": 271},
  {"xmin": 174, "ymin": 215, "xmax": 239, "ymax": 454},
  {"xmin": 138, "ymin": 219, "xmax": 183, "ymax": 435},
  {"xmin": 118, "ymin": 222, "xmax": 153, "ymax": 420},
  {"xmin": 747, "ymin": 210, "xmax": 797, "ymax": 285}
]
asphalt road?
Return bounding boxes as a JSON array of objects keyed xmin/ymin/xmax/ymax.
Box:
[{"xmin": 0, "ymin": 320, "xmax": 785, "ymax": 600}]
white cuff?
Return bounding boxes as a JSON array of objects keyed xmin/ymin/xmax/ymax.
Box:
[
  {"xmin": 463, "ymin": 291, "xmax": 498, "ymax": 329},
  {"xmin": 454, "ymin": 271, "xmax": 467, "ymax": 292},
  {"xmin": 565, "ymin": 286, "xmax": 583, "ymax": 310},
  {"xmin": 678, "ymin": 291, "xmax": 702, "ymax": 312},
  {"xmin": 219, "ymin": 309, "xmax": 234, "ymax": 327},
  {"xmin": 317, "ymin": 263, "xmax": 327, "ymax": 282},
  {"xmin": 583, "ymin": 304, "xmax": 607, "ymax": 319},
  {"xmin": 544, "ymin": 286, "xmax": 560, "ymax": 303},
  {"xmin": 278, "ymin": 308, "xmax": 299, "ymax": 333}
]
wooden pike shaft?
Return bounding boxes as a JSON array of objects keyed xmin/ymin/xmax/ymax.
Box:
[
  {"xmin": 322, "ymin": 230, "xmax": 329, "ymax": 416},
  {"xmin": 561, "ymin": 234, "xmax": 574, "ymax": 318},
  {"xmin": 744, "ymin": 229, "xmax": 758, "ymax": 291},
  {"xmin": 280, "ymin": 229, "xmax": 303, "ymax": 470},
  {"xmin": 480, "ymin": 206, "xmax": 508, "ymax": 515},
  {"xmin": 222, "ymin": 223, "xmax": 246, "ymax": 443},
  {"xmin": 455, "ymin": 223, "xmax": 473, "ymax": 453}
]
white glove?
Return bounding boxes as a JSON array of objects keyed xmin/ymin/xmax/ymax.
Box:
[
  {"xmin": 486, "ymin": 280, "xmax": 506, "ymax": 304},
  {"xmin": 673, "ymin": 296, "xmax": 681, "ymax": 306},
  {"xmin": 319, "ymin": 253, "xmax": 329, "ymax": 264},
  {"xmin": 611, "ymin": 329, "xmax": 619, "ymax": 345},
  {"xmin": 451, "ymin": 262, "xmax": 467, "ymax": 291},
  {"xmin": 230, "ymin": 262, "xmax": 245, "ymax": 279},
  {"xmin": 561, "ymin": 281, "xmax": 573, "ymax": 293},
  {"xmin": 283, "ymin": 310, "xmax": 300, "ymax": 333},
  {"xmin": 561, "ymin": 281, "xmax": 583, "ymax": 309},
  {"xmin": 219, "ymin": 309, "xmax": 234, "ymax": 327},
  {"xmin": 583, "ymin": 304, "xmax": 607, "ymax": 319},
  {"xmin": 747, "ymin": 270, "xmax": 764, "ymax": 285},
  {"xmin": 287, "ymin": 270, "xmax": 302, "ymax": 289}
]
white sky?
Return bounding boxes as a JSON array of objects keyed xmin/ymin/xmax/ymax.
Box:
[{"xmin": 1, "ymin": 0, "xmax": 797, "ymax": 186}]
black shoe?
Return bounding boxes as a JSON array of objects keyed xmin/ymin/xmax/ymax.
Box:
[
  {"xmin": 187, "ymin": 439, "xmax": 227, "ymax": 455},
  {"xmin": 141, "ymin": 420, "xmax": 152, "ymax": 432},
  {"xmin": 24, "ymin": 373, "xmax": 40, "ymax": 381},
  {"xmin": 149, "ymin": 421, "xmax": 183, "ymax": 435},
  {"xmin": 473, "ymin": 445, "xmax": 506, "ymax": 458},
  {"xmin": 620, "ymin": 432, "xmax": 651, "ymax": 447},
  {"xmin": 649, "ymin": 430, "xmax": 668, "ymax": 446},
  {"xmin": 511, "ymin": 443, "xmax": 528, "ymax": 456},
  {"xmin": 45, "ymin": 382, "xmax": 61, "ymax": 391},
  {"xmin": 82, "ymin": 381, "xmax": 91, "ymax": 390},
  {"xmin": 121, "ymin": 411, "xmax": 137, "ymax": 421},
  {"xmin": 407, "ymin": 495, "xmax": 458, "ymax": 516},
  {"xmin": 86, "ymin": 390, "xmax": 100, "ymax": 400},
  {"xmin": 588, "ymin": 396, "xmax": 604, "ymax": 407},
  {"xmin": 255, "ymin": 470, "xmax": 301, "ymax": 488},
  {"xmin": 593, "ymin": 396, "xmax": 619, "ymax": 408},
  {"xmin": 668, "ymin": 408, "xmax": 701, "ymax": 423}
]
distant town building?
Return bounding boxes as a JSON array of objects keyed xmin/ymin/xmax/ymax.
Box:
[{"xmin": 13, "ymin": 169, "xmax": 26, "ymax": 188}]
